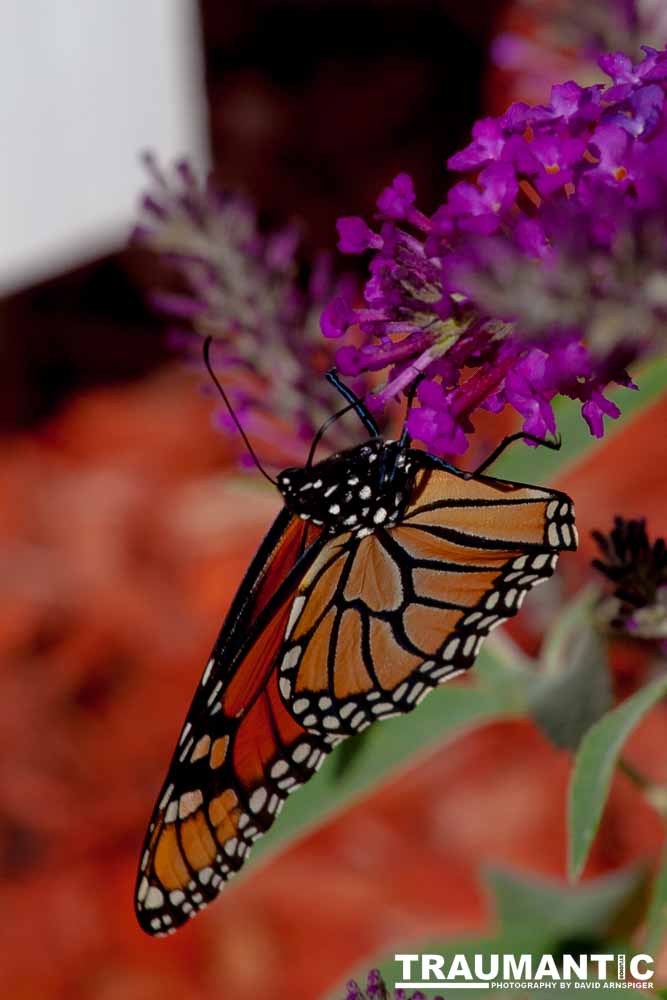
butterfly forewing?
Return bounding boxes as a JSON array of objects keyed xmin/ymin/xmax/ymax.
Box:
[
  {"xmin": 135, "ymin": 511, "xmax": 328, "ymax": 935},
  {"xmin": 278, "ymin": 458, "xmax": 577, "ymax": 733}
]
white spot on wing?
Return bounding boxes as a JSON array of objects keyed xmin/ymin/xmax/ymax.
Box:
[
  {"xmin": 393, "ymin": 681, "xmax": 409, "ymax": 701},
  {"xmin": 207, "ymin": 680, "xmax": 223, "ymax": 708},
  {"xmin": 430, "ymin": 665, "xmax": 453, "ymax": 680},
  {"xmin": 202, "ymin": 658, "xmax": 214, "ymax": 686},
  {"xmin": 250, "ymin": 788, "xmax": 267, "ymax": 813},
  {"xmin": 442, "ymin": 638, "xmax": 459, "ymax": 659},
  {"xmin": 159, "ymin": 783, "xmax": 174, "ymax": 810},
  {"xmin": 279, "ymin": 677, "xmax": 292, "ymax": 700},
  {"xmin": 463, "ymin": 635, "xmax": 477, "ymax": 657},
  {"xmin": 145, "ymin": 887, "xmax": 164, "ymax": 910},
  {"xmin": 292, "ymin": 743, "xmax": 310, "ymax": 764},
  {"xmin": 406, "ymin": 682, "xmax": 425, "ymax": 704},
  {"xmin": 179, "ymin": 790, "xmax": 203, "ymax": 820},
  {"xmin": 285, "ymin": 599, "xmax": 305, "ymax": 640}
]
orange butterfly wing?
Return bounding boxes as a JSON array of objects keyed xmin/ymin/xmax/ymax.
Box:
[
  {"xmin": 134, "ymin": 510, "xmax": 330, "ymax": 935},
  {"xmin": 278, "ymin": 461, "xmax": 577, "ymax": 732}
]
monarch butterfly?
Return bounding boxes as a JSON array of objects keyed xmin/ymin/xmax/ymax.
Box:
[{"xmin": 135, "ymin": 347, "xmax": 577, "ymax": 935}]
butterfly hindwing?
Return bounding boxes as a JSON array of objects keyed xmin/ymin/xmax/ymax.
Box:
[
  {"xmin": 134, "ymin": 510, "xmax": 329, "ymax": 935},
  {"xmin": 278, "ymin": 456, "xmax": 577, "ymax": 734}
]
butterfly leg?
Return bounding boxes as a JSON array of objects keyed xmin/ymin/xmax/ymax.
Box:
[{"xmin": 470, "ymin": 432, "xmax": 562, "ymax": 478}]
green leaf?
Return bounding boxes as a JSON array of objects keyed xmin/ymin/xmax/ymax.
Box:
[
  {"xmin": 646, "ymin": 845, "xmax": 667, "ymax": 954},
  {"xmin": 528, "ymin": 621, "xmax": 612, "ymax": 751},
  {"xmin": 568, "ymin": 674, "xmax": 667, "ymax": 881},
  {"xmin": 486, "ymin": 865, "xmax": 646, "ymax": 942},
  {"xmin": 330, "ymin": 727, "xmax": 374, "ymax": 780}
]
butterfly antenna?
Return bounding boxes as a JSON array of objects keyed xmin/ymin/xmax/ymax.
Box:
[
  {"xmin": 306, "ymin": 400, "xmax": 357, "ymax": 468},
  {"xmin": 306, "ymin": 371, "xmax": 381, "ymax": 467},
  {"xmin": 202, "ymin": 337, "xmax": 277, "ymax": 486}
]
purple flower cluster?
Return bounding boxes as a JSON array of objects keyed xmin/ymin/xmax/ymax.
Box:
[
  {"xmin": 323, "ymin": 45, "xmax": 667, "ymax": 455},
  {"xmin": 344, "ymin": 968, "xmax": 443, "ymax": 1000},
  {"xmin": 135, "ymin": 155, "xmax": 361, "ymax": 466}
]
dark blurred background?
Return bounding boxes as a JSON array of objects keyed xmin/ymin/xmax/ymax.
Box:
[{"xmin": 0, "ymin": 0, "xmax": 505, "ymax": 432}]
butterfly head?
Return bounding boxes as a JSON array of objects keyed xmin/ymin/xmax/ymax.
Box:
[{"xmin": 277, "ymin": 438, "xmax": 416, "ymax": 537}]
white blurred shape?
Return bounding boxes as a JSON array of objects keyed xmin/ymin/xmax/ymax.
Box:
[{"xmin": 0, "ymin": 0, "xmax": 208, "ymax": 295}]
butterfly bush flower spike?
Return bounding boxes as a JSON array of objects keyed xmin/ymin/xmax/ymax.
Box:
[
  {"xmin": 592, "ymin": 516, "xmax": 667, "ymax": 645},
  {"xmin": 343, "ymin": 969, "xmax": 442, "ymax": 1000},
  {"xmin": 135, "ymin": 155, "xmax": 361, "ymax": 464},
  {"xmin": 324, "ymin": 45, "xmax": 667, "ymax": 455}
]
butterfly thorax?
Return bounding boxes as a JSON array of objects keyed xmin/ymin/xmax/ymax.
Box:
[{"xmin": 277, "ymin": 439, "xmax": 416, "ymax": 537}]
